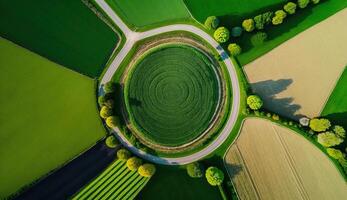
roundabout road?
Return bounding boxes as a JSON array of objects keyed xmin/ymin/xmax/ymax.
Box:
[{"xmin": 96, "ymin": 0, "xmax": 240, "ymax": 165}]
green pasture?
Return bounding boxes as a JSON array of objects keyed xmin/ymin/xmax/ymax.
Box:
[
  {"xmin": 124, "ymin": 45, "xmax": 220, "ymax": 147},
  {"xmin": 73, "ymin": 160, "xmax": 149, "ymax": 200},
  {"xmin": 0, "ymin": 38, "xmax": 105, "ymax": 198},
  {"xmin": 0, "ymin": 0, "xmax": 118, "ymax": 78},
  {"xmin": 138, "ymin": 165, "xmax": 222, "ymax": 200},
  {"xmin": 106, "ymin": 0, "xmax": 191, "ymax": 30},
  {"xmin": 322, "ymin": 67, "xmax": 347, "ymax": 128}
]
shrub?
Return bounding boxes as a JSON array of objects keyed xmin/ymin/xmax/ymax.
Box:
[
  {"xmin": 247, "ymin": 95, "xmax": 263, "ymax": 110},
  {"xmin": 103, "ymin": 82, "xmax": 115, "ymax": 93},
  {"xmin": 272, "ymin": 114, "xmax": 280, "ymax": 121},
  {"xmin": 250, "ymin": 32, "xmax": 268, "ymax": 46},
  {"xmin": 333, "ymin": 125, "xmax": 346, "ymax": 138},
  {"xmin": 298, "ymin": 0, "xmax": 310, "ymax": 8},
  {"xmin": 231, "ymin": 26, "xmax": 243, "ymax": 37},
  {"xmin": 187, "ymin": 162, "xmax": 204, "ymax": 178},
  {"xmin": 242, "ymin": 19, "xmax": 255, "ymax": 32},
  {"xmin": 126, "ymin": 157, "xmax": 142, "ymax": 171},
  {"xmin": 309, "ymin": 118, "xmax": 331, "ymax": 132},
  {"xmin": 289, "ymin": 121, "xmax": 294, "ymax": 126},
  {"xmin": 205, "ymin": 167, "xmax": 224, "ymax": 186},
  {"xmin": 213, "ymin": 27, "xmax": 230, "ymax": 43},
  {"xmin": 138, "ymin": 164, "xmax": 156, "ymax": 177},
  {"xmin": 106, "ymin": 116, "xmax": 120, "ymax": 128},
  {"xmin": 311, "ymin": 0, "xmax": 320, "ymax": 4},
  {"xmin": 228, "ymin": 43, "xmax": 242, "ymax": 56},
  {"xmin": 266, "ymin": 113, "xmax": 272, "ymax": 118},
  {"xmin": 317, "ymin": 132, "xmax": 343, "ymax": 147},
  {"xmin": 254, "ymin": 110, "xmax": 260, "ymax": 116},
  {"xmin": 105, "ymin": 135, "xmax": 118, "ymax": 148},
  {"xmin": 284, "ymin": 2, "xmax": 297, "ymax": 14},
  {"xmin": 117, "ymin": 148, "xmax": 131, "ymax": 160},
  {"xmin": 253, "ymin": 12, "xmax": 273, "ymax": 30},
  {"xmin": 204, "ymin": 16, "xmax": 219, "ymax": 30},
  {"xmin": 100, "ymin": 106, "xmax": 113, "ymax": 119},
  {"xmin": 327, "ymin": 148, "xmax": 345, "ymax": 160}
]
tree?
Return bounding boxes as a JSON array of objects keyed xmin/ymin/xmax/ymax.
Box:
[
  {"xmin": 327, "ymin": 148, "xmax": 345, "ymax": 160},
  {"xmin": 213, "ymin": 27, "xmax": 230, "ymax": 43},
  {"xmin": 317, "ymin": 132, "xmax": 343, "ymax": 147},
  {"xmin": 117, "ymin": 148, "xmax": 131, "ymax": 160},
  {"xmin": 253, "ymin": 12, "xmax": 273, "ymax": 30},
  {"xmin": 275, "ymin": 10, "xmax": 287, "ymax": 18},
  {"xmin": 106, "ymin": 116, "xmax": 120, "ymax": 128},
  {"xmin": 204, "ymin": 16, "xmax": 219, "ymax": 30},
  {"xmin": 105, "ymin": 135, "xmax": 118, "ymax": 148},
  {"xmin": 231, "ymin": 26, "xmax": 243, "ymax": 37},
  {"xmin": 309, "ymin": 118, "xmax": 331, "ymax": 132},
  {"xmin": 138, "ymin": 164, "xmax": 156, "ymax": 177},
  {"xmin": 247, "ymin": 95, "xmax": 263, "ymax": 110},
  {"xmin": 333, "ymin": 125, "xmax": 346, "ymax": 138},
  {"xmin": 103, "ymin": 82, "xmax": 115, "ymax": 93},
  {"xmin": 272, "ymin": 10, "xmax": 287, "ymax": 25},
  {"xmin": 187, "ymin": 162, "xmax": 204, "ymax": 178},
  {"xmin": 98, "ymin": 93, "xmax": 112, "ymax": 107},
  {"xmin": 298, "ymin": 0, "xmax": 310, "ymax": 9},
  {"xmin": 126, "ymin": 157, "xmax": 142, "ymax": 171},
  {"xmin": 250, "ymin": 32, "xmax": 267, "ymax": 46},
  {"xmin": 205, "ymin": 167, "xmax": 224, "ymax": 186},
  {"xmin": 311, "ymin": 0, "xmax": 320, "ymax": 4},
  {"xmin": 242, "ymin": 19, "xmax": 255, "ymax": 32},
  {"xmin": 104, "ymin": 99, "xmax": 114, "ymax": 108},
  {"xmin": 100, "ymin": 106, "xmax": 113, "ymax": 119},
  {"xmin": 228, "ymin": 43, "xmax": 242, "ymax": 56},
  {"xmin": 284, "ymin": 2, "xmax": 297, "ymax": 14}
]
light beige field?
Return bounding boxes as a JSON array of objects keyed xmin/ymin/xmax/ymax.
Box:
[
  {"xmin": 244, "ymin": 9, "xmax": 347, "ymax": 119},
  {"xmin": 225, "ymin": 118, "xmax": 347, "ymax": 200}
]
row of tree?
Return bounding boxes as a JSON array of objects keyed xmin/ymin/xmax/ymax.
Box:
[
  {"xmin": 98, "ymin": 82, "xmax": 120, "ymax": 128},
  {"xmin": 205, "ymin": 0, "xmax": 322, "ymax": 56}
]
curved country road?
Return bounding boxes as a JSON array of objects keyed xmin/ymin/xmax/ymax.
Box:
[{"xmin": 96, "ymin": 0, "xmax": 240, "ymax": 165}]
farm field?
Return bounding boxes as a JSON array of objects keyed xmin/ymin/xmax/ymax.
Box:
[
  {"xmin": 225, "ymin": 118, "xmax": 347, "ymax": 200},
  {"xmin": 322, "ymin": 67, "xmax": 347, "ymax": 128},
  {"xmin": 185, "ymin": 0, "xmax": 285, "ymax": 22},
  {"xmin": 106, "ymin": 0, "xmax": 191, "ymax": 30},
  {"xmin": 124, "ymin": 45, "xmax": 220, "ymax": 147},
  {"xmin": 138, "ymin": 165, "xmax": 222, "ymax": 200},
  {"xmin": 243, "ymin": 9, "xmax": 347, "ymax": 120},
  {"xmin": 73, "ymin": 160, "xmax": 149, "ymax": 200},
  {"xmin": 0, "ymin": 0, "xmax": 118, "ymax": 78},
  {"xmin": 0, "ymin": 38, "xmax": 105, "ymax": 198}
]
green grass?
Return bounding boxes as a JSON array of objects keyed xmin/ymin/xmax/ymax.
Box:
[
  {"xmin": 73, "ymin": 160, "xmax": 149, "ymax": 200},
  {"xmin": 124, "ymin": 45, "xmax": 220, "ymax": 147},
  {"xmin": 0, "ymin": 38, "xmax": 105, "ymax": 198},
  {"xmin": 0, "ymin": 0, "xmax": 118, "ymax": 78},
  {"xmin": 106, "ymin": 0, "xmax": 191, "ymax": 30},
  {"xmin": 185, "ymin": 0, "xmax": 285, "ymax": 22},
  {"xmin": 321, "ymin": 67, "xmax": 347, "ymax": 128},
  {"xmin": 137, "ymin": 165, "xmax": 222, "ymax": 200}
]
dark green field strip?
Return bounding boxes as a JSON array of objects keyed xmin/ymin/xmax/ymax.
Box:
[
  {"xmin": 0, "ymin": 0, "xmax": 118, "ymax": 77},
  {"xmin": 322, "ymin": 67, "xmax": 347, "ymax": 128},
  {"xmin": 121, "ymin": 178, "xmax": 149, "ymax": 200},
  {"xmin": 102, "ymin": 172, "xmax": 141, "ymax": 199},
  {"xmin": 125, "ymin": 45, "xmax": 220, "ymax": 146}
]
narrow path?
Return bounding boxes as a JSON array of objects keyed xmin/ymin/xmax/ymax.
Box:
[{"xmin": 96, "ymin": 0, "xmax": 241, "ymax": 165}]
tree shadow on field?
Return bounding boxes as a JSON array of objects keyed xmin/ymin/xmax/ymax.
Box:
[
  {"xmin": 129, "ymin": 97, "xmax": 142, "ymax": 107},
  {"xmin": 15, "ymin": 141, "xmax": 118, "ymax": 200},
  {"xmin": 224, "ymin": 163, "xmax": 243, "ymax": 179},
  {"xmin": 251, "ymin": 79, "xmax": 303, "ymax": 120},
  {"xmin": 322, "ymin": 112, "xmax": 347, "ymax": 129}
]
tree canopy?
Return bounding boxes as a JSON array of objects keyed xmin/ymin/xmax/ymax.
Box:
[
  {"xmin": 228, "ymin": 43, "xmax": 242, "ymax": 56},
  {"xmin": 126, "ymin": 157, "xmax": 142, "ymax": 171},
  {"xmin": 105, "ymin": 135, "xmax": 118, "ymax": 148},
  {"xmin": 117, "ymin": 148, "xmax": 131, "ymax": 160},
  {"xmin": 100, "ymin": 106, "xmax": 113, "ymax": 119},
  {"xmin": 317, "ymin": 132, "xmax": 344, "ymax": 147},
  {"xmin": 187, "ymin": 162, "xmax": 204, "ymax": 178},
  {"xmin": 213, "ymin": 27, "xmax": 230, "ymax": 43},
  {"xmin": 106, "ymin": 116, "xmax": 120, "ymax": 128},
  {"xmin": 204, "ymin": 16, "xmax": 219, "ymax": 30},
  {"xmin": 284, "ymin": 2, "xmax": 297, "ymax": 14},
  {"xmin": 242, "ymin": 19, "xmax": 255, "ymax": 32},
  {"xmin": 205, "ymin": 166, "xmax": 224, "ymax": 186},
  {"xmin": 309, "ymin": 118, "xmax": 331, "ymax": 132},
  {"xmin": 247, "ymin": 95, "xmax": 263, "ymax": 110},
  {"xmin": 138, "ymin": 163, "xmax": 156, "ymax": 177}
]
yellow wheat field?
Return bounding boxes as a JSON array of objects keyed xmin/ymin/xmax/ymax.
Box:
[
  {"xmin": 244, "ymin": 9, "xmax": 347, "ymax": 119},
  {"xmin": 224, "ymin": 118, "xmax": 347, "ymax": 200}
]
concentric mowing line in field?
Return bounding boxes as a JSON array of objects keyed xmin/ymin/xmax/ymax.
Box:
[{"xmin": 124, "ymin": 45, "xmax": 221, "ymax": 147}]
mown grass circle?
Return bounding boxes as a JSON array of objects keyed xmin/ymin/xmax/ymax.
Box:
[{"xmin": 124, "ymin": 44, "xmax": 221, "ymax": 147}]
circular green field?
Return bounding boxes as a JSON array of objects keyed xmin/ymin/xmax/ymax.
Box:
[{"xmin": 124, "ymin": 45, "xmax": 220, "ymax": 147}]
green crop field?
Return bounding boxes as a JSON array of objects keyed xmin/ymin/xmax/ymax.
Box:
[
  {"xmin": 0, "ymin": 0, "xmax": 118, "ymax": 78},
  {"xmin": 106, "ymin": 0, "xmax": 191, "ymax": 30},
  {"xmin": 138, "ymin": 165, "xmax": 222, "ymax": 200},
  {"xmin": 322, "ymin": 67, "xmax": 347, "ymax": 128},
  {"xmin": 185, "ymin": 0, "xmax": 285, "ymax": 22},
  {"xmin": 73, "ymin": 160, "xmax": 149, "ymax": 200},
  {"xmin": 124, "ymin": 45, "xmax": 220, "ymax": 147},
  {"xmin": 0, "ymin": 38, "xmax": 105, "ymax": 198}
]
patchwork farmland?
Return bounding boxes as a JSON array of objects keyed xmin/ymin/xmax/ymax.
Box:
[
  {"xmin": 225, "ymin": 118, "xmax": 347, "ymax": 200},
  {"xmin": 244, "ymin": 9, "xmax": 347, "ymax": 120},
  {"xmin": 73, "ymin": 160, "xmax": 150, "ymax": 200}
]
